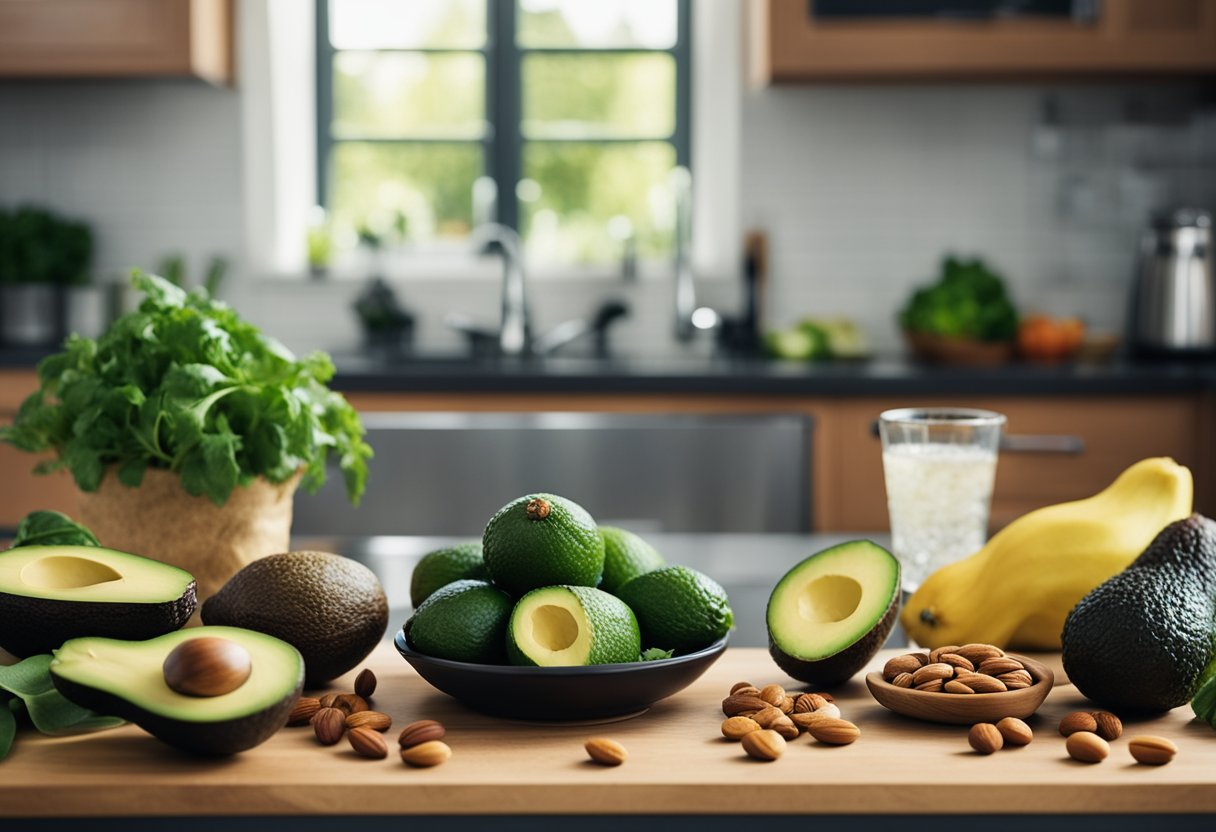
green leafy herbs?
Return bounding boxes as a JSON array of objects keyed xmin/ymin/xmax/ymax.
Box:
[
  {"xmin": 640, "ymin": 647, "xmax": 675, "ymax": 662},
  {"xmin": 0, "ymin": 655, "xmax": 124, "ymax": 760},
  {"xmin": 899, "ymin": 255, "xmax": 1019, "ymax": 343},
  {"xmin": 0, "ymin": 271, "xmax": 371, "ymax": 506},
  {"xmin": 1192, "ymin": 658, "xmax": 1216, "ymax": 728},
  {"xmin": 10, "ymin": 510, "xmax": 100, "ymax": 548}
]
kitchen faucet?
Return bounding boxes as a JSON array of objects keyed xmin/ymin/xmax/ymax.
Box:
[{"xmin": 670, "ymin": 166, "xmax": 720, "ymax": 341}]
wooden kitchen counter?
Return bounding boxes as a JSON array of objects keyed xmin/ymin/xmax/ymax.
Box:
[{"xmin": 1, "ymin": 646, "xmax": 1213, "ymax": 818}]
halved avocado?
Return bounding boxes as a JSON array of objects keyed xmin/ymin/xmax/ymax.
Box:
[
  {"xmin": 0, "ymin": 545, "xmax": 196, "ymax": 657},
  {"xmin": 767, "ymin": 540, "xmax": 901, "ymax": 688},
  {"xmin": 507, "ymin": 586, "xmax": 640, "ymax": 667},
  {"xmin": 49, "ymin": 626, "xmax": 303, "ymax": 755}
]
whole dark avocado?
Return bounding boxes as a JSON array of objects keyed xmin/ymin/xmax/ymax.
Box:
[
  {"xmin": 202, "ymin": 551, "xmax": 388, "ymax": 687},
  {"xmin": 1062, "ymin": 514, "xmax": 1216, "ymax": 713}
]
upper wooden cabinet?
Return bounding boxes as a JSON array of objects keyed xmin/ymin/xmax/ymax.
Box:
[
  {"xmin": 0, "ymin": 0, "xmax": 232, "ymax": 85},
  {"xmin": 751, "ymin": 0, "xmax": 1216, "ymax": 83}
]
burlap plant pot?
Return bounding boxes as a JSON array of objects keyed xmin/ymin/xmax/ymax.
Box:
[{"xmin": 78, "ymin": 468, "xmax": 301, "ymax": 607}]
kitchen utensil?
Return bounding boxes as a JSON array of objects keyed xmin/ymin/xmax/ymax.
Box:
[
  {"xmin": 865, "ymin": 654, "xmax": 1054, "ymax": 725},
  {"xmin": 1130, "ymin": 207, "xmax": 1214, "ymax": 356},
  {"xmin": 395, "ymin": 630, "xmax": 727, "ymax": 721}
]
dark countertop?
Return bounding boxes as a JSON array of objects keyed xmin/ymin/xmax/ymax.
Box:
[{"xmin": 328, "ymin": 353, "xmax": 1216, "ymax": 396}]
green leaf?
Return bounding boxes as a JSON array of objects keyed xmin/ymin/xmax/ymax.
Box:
[
  {"xmin": 9, "ymin": 511, "xmax": 100, "ymax": 549},
  {"xmin": 0, "ymin": 655, "xmax": 124, "ymax": 743},
  {"xmin": 0, "ymin": 700, "xmax": 15, "ymax": 761},
  {"xmin": 1192, "ymin": 656, "xmax": 1216, "ymax": 728},
  {"xmin": 640, "ymin": 647, "xmax": 675, "ymax": 662},
  {"xmin": 0, "ymin": 655, "xmax": 56, "ymax": 697}
]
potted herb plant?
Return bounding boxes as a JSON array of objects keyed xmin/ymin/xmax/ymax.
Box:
[
  {"xmin": 0, "ymin": 271, "xmax": 372, "ymax": 600},
  {"xmin": 0, "ymin": 206, "xmax": 94, "ymax": 346}
]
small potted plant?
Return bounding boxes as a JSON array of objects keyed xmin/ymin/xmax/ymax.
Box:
[
  {"xmin": 0, "ymin": 206, "xmax": 93, "ymax": 346},
  {"xmin": 0, "ymin": 271, "xmax": 372, "ymax": 600}
]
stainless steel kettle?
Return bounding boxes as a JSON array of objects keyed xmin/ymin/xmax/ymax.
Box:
[{"xmin": 1130, "ymin": 208, "xmax": 1214, "ymax": 356}]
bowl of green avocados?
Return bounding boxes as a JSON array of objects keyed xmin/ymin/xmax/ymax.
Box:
[{"xmin": 396, "ymin": 493, "xmax": 734, "ymax": 721}]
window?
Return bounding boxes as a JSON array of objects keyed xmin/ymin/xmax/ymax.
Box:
[{"xmin": 316, "ymin": 0, "xmax": 690, "ymax": 267}]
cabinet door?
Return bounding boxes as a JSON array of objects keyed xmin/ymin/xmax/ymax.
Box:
[
  {"xmin": 752, "ymin": 0, "xmax": 1216, "ymax": 82},
  {"xmin": 821, "ymin": 396, "xmax": 1208, "ymax": 532},
  {"xmin": 0, "ymin": 0, "xmax": 231, "ymax": 84}
]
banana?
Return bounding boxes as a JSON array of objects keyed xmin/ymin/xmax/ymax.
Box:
[{"xmin": 901, "ymin": 457, "xmax": 1193, "ymax": 650}]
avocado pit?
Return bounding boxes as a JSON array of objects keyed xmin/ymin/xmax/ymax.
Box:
[{"xmin": 163, "ymin": 636, "xmax": 253, "ymax": 697}]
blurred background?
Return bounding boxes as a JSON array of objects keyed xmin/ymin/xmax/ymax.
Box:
[{"xmin": 1, "ymin": 0, "xmax": 1214, "ymax": 576}]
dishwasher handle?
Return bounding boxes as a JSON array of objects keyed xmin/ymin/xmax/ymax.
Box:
[{"xmin": 869, "ymin": 421, "xmax": 1085, "ymax": 455}]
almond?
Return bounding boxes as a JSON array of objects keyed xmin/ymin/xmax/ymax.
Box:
[
  {"xmin": 996, "ymin": 717, "xmax": 1033, "ymax": 746},
  {"xmin": 318, "ymin": 693, "xmax": 340, "ymax": 708},
  {"xmin": 790, "ymin": 711, "xmax": 831, "ymax": 731},
  {"xmin": 908, "ymin": 652, "xmax": 931, "ymax": 667},
  {"xmin": 914, "ymin": 678, "xmax": 945, "ymax": 692},
  {"xmin": 928, "ymin": 645, "xmax": 961, "ymax": 663},
  {"xmin": 398, "ymin": 719, "xmax": 446, "ymax": 748},
  {"xmin": 1128, "ymin": 735, "xmax": 1177, "ymax": 766},
  {"xmin": 1092, "ymin": 711, "xmax": 1123, "ymax": 741},
  {"xmin": 997, "ymin": 670, "xmax": 1033, "ymax": 689},
  {"xmin": 354, "ymin": 668, "xmax": 377, "ymax": 700},
  {"xmin": 751, "ymin": 706, "xmax": 786, "ymax": 728},
  {"xmin": 968, "ymin": 723, "xmax": 1003, "ymax": 755},
  {"xmin": 729, "ymin": 681, "xmax": 758, "ymax": 696},
  {"xmin": 401, "ymin": 740, "xmax": 451, "ymax": 767},
  {"xmin": 584, "ymin": 737, "xmax": 627, "ymax": 766},
  {"xmin": 978, "ymin": 656, "xmax": 1024, "ymax": 677},
  {"xmin": 769, "ymin": 715, "xmax": 799, "ymax": 740},
  {"xmin": 347, "ymin": 726, "xmax": 389, "ymax": 759},
  {"xmin": 334, "ymin": 693, "xmax": 368, "ymax": 715},
  {"xmin": 1066, "ymin": 731, "xmax": 1109, "ymax": 763},
  {"xmin": 944, "ymin": 680, "xmax": 974, "ymax": 694},
  {"xmin": 937, "ymin": 653, "xmax": 975, "ymax": 673},
  {"xmin": 721, "ymin": 716, "xmax": 761, "ymax": 741},
  {"xmin": 346, "ymin": 710, "xmax": 392, "ymax": 732},
  {"xmin": 912, "ymin": 663, "xmax": 954, "ymax": 685},
  {"xmin": 778, "ymin": 696, "xmax": 796, "ymax": 714},
  {"xmin": 287, "ymin": 697, "xmax": 320, "ymax": 726},
  {"xmin": 1059, "ymin": 711, "xmax": 1098, "ymax": 737},
  {"xmin": 958, "ymin": 672, "xmax": 1007, "ymax": 693},
  {"xmin": 759, "ymin": 684, "xmax": 786, "ymax": 707},
  {"xmin": 792, "ymin": 693, "xmax": 833, "ymax": 713},
  {"xmin": 722, "ymin": 694, "xmax": 768, "ymax": 717},
  {"xmin": 814, "ymin": 702, "xmax": 841, "ymax": 719},
  {"xmin": 806, "ymin": 717, "xmax": 860, "ymax": 745},
  {"xmin": 313, "ymin": 707, "xmax": 347, "ymax": 745},
  {"xmin": 882, "ymin": 654, "xmax": 924, "ymax": 681},
  {"xmin": 955, "ymin": 643, "xmax": 1004, "ymax": 664},
  {"xmin": 741, "ymin": 728, "xmax": 785, "ymax": 761},
  {"xmin": 891, "ymin": 672, "xmax": 915, "ymax": 688}
]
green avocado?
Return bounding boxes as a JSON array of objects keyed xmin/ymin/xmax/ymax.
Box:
[
  {"xmin": 405, "ymin": 579, "xmax": 514, "ymax": 664},
  {"xmin": 482, "ymin": 493, "xmax": 604, "ymax": 596},
  {"xmin": 507, "ymin": 585, "xmax": 640, "ymax": 667},
  {"xmin": 49, "ymin": 626, "xmax": 303, "ymax": 755},
  {"xmin": 1062, "ymin": 514, "xmax": 1216, "ymax": 713},
  {"xmin": 598, "ymin": 527, "xmax": 665, "ymax": 595},
  {"xmin": 0, "ymin": 545, "xmax": 196, "ymax": 657},
  {"xmin": 410, "ymin": 541, "xmax": 487, "ymax": 608},
  {"xmin": 766, "ymin": 540, "xmax": 900, "ymax": 688},
  {"xmin": 617, "ymin": 565, "xmax": 733, "ymax": 654}
]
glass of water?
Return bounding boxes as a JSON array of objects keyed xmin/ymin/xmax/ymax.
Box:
[{"xmin": 879, "ymin": 408, "xmax": 1006, "ymax": 592}]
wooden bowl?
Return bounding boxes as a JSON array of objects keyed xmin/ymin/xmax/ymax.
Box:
[
  {"xmin": 904, "ymin": 331, "xmax": 1014, "ymax": 367},
  {"xmin": 865, "ymin": 654, "xmax": 1054, "ymax": 725}
]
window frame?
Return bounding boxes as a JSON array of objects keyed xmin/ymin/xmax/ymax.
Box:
[{"xmin": 314, "ymin": 0, "xmax": 691, "ymax": 252}]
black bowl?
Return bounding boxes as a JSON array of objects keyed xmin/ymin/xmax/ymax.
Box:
[{"xmin": 393, "ymin": 630, "xmax": 728, "ymax": 721}]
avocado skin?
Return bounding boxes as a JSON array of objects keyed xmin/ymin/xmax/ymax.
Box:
[
  {"xmin": 51, "ymin": 661, "xmax": 302, "ymax": 756},
  {"xmin": 0, "ymin": 585, "xmax": 197, "ymax": 658},
  {"xmin": 768, "ymin": 591, "xmax": 900, "ymax": 689},
  {"xmin": 1062, "ymin": 514, "xmax": 1216, "ymax": 713}
]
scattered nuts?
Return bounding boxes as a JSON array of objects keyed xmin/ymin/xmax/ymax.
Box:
[
  {"xmin": 398, "ymin": 719, "xmax": 446, "ymax": 748},
  {"xmin": 1066, "ymin": 731, "xmax": 1109, "ymax": 763},
  {"xmin": 912, "ymin": 663, "xmax": 954, "ymax": 685},
  {"xmin": 401, "ymin": 740, "xmax": 451, "ymax": 767},
  {"xmin": 891, "ymin": 672, "xmax": 914, "ymax": 688},
  {"xmin": 347, "ymin": 726, "xmax": 389, "ymax": 759},
  {"xmin": 722, "ymin": 694, "xmax": 768, "ymax": 717},
  {"xmin": 956, "ymin": 644, "xmax": 1004, "ymax": 664},
  {"xmin": 313, "ymin": 707, "xmax": 347, "ymax": 745},
  {"xmin": 1092, "ymin": 711, "xmax": 1123, "ymax": 741},
  {"xmin": 806, "ymin": 717, "xmax": 860, "ymax": 745},
  {"xmin": 772, "ymin": 718, "xmax": 800, "ymax": 740},
  {"xmin": 759, "ymin": 684, "xmax": 786, "ymax": 707},
  {"xmin": 741, "ymin": 729, "xmax": 785, "ymax": 761},
  {"xmin": 287, "ymin": 697, "xmax": 321, "ymax": 726},
  {"xmin": 968, "ymin": 723, "xmax": 1003, "ymax": 755},
  {"xmin": 996, "ymin": 717, "xmax": 1033, "ymax": 746},
  {"xmin": 721, "ymin": 716, "xmax": 761, "ymax": 741},
  {"xmin": 1059, "ymin": 711, "xmax": 1098, "ymax": 737},
  {"xmin": 944, "ymin": 680, "xmax": 974, "ymax": 694},
  {"xmin": 334, "ymin": 693, "xmax": 368, "ymax": 715},
  {"xmin": 937, "ymin": 653, "xmax": 975, "ymax": 673},
  {"xmin": 778, "ymin": 696, "xmax": 796, "ymax": 714},
  {"xmin": 354, "ymin": 668, "xmax": 377, "ymax": 700},
  {"xmin": 318, "ymin": 693, "xmax": 340, "ymax": 709},
  {"xmin": 729, "ymin": 681, "xmax": 757, "ymax": 696},
  {"xmin": 1128, "ymin": 735, "xmax": 1177, "ymax": 766},
  {"xmin": 751, "ymin": 706, "xmax": 787, "ymax": 729},
  {"xmin": 584, "ymin": 737, "xmax": 627, "ymax": 766},
  {"xmin": 346, "ymin": 710, "xmax": 392, "ymax": 732},
  {"xmin": 977, "ymin": 656, "xmax": 1025, "ymax": 677},
  {"xmin": 914, "ymin": 679, "xmax": 945, "ymax": 693},
  {"xmin": 929, "ymin": 645, "xmax": 961, "ymax": 663},
  {"xmin": 959, "ymin": 673, "xmax": 1007, "ymax": 694},
  {"xmin": 792, "ymin": 693, "xmax": 832, "ymax": 713},
  {"xmin": 883, "ymin": 654, "xmax": 925, "ymax": 681}
]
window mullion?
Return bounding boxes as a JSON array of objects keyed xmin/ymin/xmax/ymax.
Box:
[
  {"xmin": 487, "ymin": 1, "xmax": 521, "ymax": 231},
  {"xmin": 315, "ymin": 0, "xmax": 335, "ymax": 208}
]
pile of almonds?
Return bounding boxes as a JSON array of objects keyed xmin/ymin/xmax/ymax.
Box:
[
  {"xmin": 883, "ymin": 643, "xmax": 1034, "ymax": 694},
  {"xmin": 1056, "ymin": 710, "xmax": 1177, "ymax": 766},
  {"xmin": 721, "ymin": 681, "xmax": 860, "ymax": 761},
  {"xmin": 286, "ymin": 667, "xmax": 452, "ymax": 767}
]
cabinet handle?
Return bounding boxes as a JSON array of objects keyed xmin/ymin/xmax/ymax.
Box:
[{"xmin": 1000, "ymin": 434, "xmax": 1085, "ymax": 455}]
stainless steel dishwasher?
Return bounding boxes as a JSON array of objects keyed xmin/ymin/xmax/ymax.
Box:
[{"xmin": 293, "ymin": 412, "xmax": 812, "ymax": 536}]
